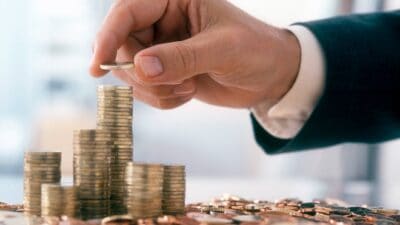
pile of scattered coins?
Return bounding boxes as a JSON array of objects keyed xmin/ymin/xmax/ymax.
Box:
[
  {"xmin": 7, "ymin": 193, "xmax": 400, "ymax": 225},
  {"xmin": 183, "ymin": 194, "xmax": 400, "ymax": 225}
]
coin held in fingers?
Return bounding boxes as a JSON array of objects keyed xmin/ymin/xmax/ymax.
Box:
[{"xmin": 100, "ymin": 62, "xmax": 134, "ymax": 70}]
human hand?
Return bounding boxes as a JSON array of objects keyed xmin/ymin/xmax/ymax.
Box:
[{"xmin": 90, "ymin": 0, "xmax": 300, "ymax": 109}]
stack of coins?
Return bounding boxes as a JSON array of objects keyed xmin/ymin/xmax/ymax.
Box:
[
  {"xmin": 24, "ymin": 152, "xmax": 61, "ymax": 216},
  {"xmin": 162, "ymin": 165, "xmax": 186, "ymax": 215},
  {"xmin": 97, "ymin": 85, "xmax": 133, "ymax": 214},
  {"xmin": 73, "ymin": 129, "xmax": 112, "ymax": 220},
  {"xmin": 41, "ymin": 184, "xmax": 79, "ymax": 217},
  {"xmin": 125, "ymin": 163, "xmax": 164, "ymax": 219}
]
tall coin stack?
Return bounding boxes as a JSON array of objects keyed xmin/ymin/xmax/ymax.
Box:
[
  {"xmin": 97, "ymin": 85, "xmax": 133, "ymax": 214},
  {"xmin": 73, "ymin": 129, "xmax": 112, "ymax": 220},
  {"xmin": 162, "ymin": 165, "xmax": 186, "ymax": 215},
  {"xmin": 41, "ymin": 184, "xmax": 79, "ymax": 217},
  {"xmin": 125, "ymin": 163, "xmax": 164, "ymax": 219},
  {"xmin": 24, "ymin": 152, "xmax": 61, "ymax": 216}
]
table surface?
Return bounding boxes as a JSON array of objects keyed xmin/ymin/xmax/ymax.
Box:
[
  {"xmin": 0, "ymin": 211, "xmax": 36, "ymax": 225},
  {"xmin": 0, "ymin": 174, "xmax": 326, "ymax": 205},
  {"xmin": 0, "ymin": 175, "xmax": 328, "ymax": 225}
]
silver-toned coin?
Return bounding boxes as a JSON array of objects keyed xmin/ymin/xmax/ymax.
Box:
[{"xmin": 100, "ymin": 62, "xmax": 134, "ymax": 70}]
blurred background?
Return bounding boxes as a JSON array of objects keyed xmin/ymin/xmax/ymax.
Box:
[{"xmin": 0, "ymin": 0, "xmax": 399, "ymax": 208}]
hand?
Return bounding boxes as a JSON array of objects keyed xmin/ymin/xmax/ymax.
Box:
[{"xmin": 90, "ymin": 0, "xmax": 301, "ymax": 109}]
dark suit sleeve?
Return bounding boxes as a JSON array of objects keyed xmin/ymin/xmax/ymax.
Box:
[{"xmin": 252, "ymin": 10, "xmax": 400, "ymax": 154}]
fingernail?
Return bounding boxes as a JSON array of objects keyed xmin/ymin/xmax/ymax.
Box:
[
  {"xmin": 138, "ymin": 56, "xmax": 163, "ymax": 77},
  {"xmin": 174, "ymin": 83, "xmax": 195, "ymax": 95}
]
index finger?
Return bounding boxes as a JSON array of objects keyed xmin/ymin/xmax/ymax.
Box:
[{"xmin": 89, "ymin": 0, "xmax": 168, "ymax": 77}]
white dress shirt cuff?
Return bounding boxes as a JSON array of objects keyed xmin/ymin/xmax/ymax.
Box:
[{"xmin": 251, "ymin": 25, "xmax": 325, "ymax": 139}]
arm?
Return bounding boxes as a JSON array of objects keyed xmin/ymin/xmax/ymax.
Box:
[{"xmin": 253, "ymin": 10, "xmax": 400, "ymax": 154}]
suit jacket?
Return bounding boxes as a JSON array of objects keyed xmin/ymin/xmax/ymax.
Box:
[{"xmin": 252, "ymin": 10, "xmax": 400, "ymax": 154}]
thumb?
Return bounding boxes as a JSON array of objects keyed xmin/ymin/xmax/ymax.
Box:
[{"xmin": 134, "ymin": 31, "xmax": 228, "ymax": 85}]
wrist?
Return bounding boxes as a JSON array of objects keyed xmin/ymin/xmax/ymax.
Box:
[
  {"xmin": 251, "ymin": 25, "xmax": 325, "ymax": 139},
  {"xmin": 274, "ymin": 28, "xmax": 301, "ymax": 102},
  {"xmin": 248, "ymin": 25, "xmax": 301, "ymax": 109}
]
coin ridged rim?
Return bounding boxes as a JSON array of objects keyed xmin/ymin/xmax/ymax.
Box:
[
  {"xmin": 96, "ymin": 114, "xmax": 133, "ymax": 118},
  {"xmin": 97, "ymin": 97, "xmax": 133, "ymax": 101},
  {"xmin": 78, "ymin": 191, "xmax": 110, "ymax": 195},
  {"xmin": 97, "ymin": 121, "xmax": 133, "ymax": 125},
  {"xmin": 73, "ymin": 148, "xmax": 112, "ymax": 152},
  {"xmin": 97, "ymin": 95, "xmax": 133, "ymax": 99},
  {"xmin": 25, "ymin": 152, "xmax": 61, "ymax": 156},
  {"xmin": 96, "ymin": 106, "xmax": 133, "ymax": 111},
  {"xmin": 97, "ymin": 102, "xmax": 133, "ymax": 106},
  {"xmin": 97, "ymin": 94, "xmax": 133, "ymax": 98},
  {"xmin": 98, "ymin": 85, "xmax": 133, "ymax": 90},
  {"xmin": 79, "ymin": 199, "xmax": 111, "ymax": 203},
  {"xmin": 97, "ymin": 122, "xmax": 133, "ymax": 126},
  {"xmin": 24, "ymin": 169, "xmax": 61, "ymax": 173},
  {"xmin": 97, "ymin": 118, "xmax": 133, "ymax": 122},
  {"xmin": 97, "ymin": 108, "xmax": 133, "ymax": 112},
  {"xmin": 73, "ymin": 134, "xmax": 113, "ymax": 138},
  {"xmin": 96, "ymin": 128, "xmax": 133, "ymax": 132},
  {"xmin": 73, "ymin": 137, "xmax": 113, "ymax": 141},
  {"xmin": 74, "ymin": 129, "xmax": 111, "ymax": 134}
]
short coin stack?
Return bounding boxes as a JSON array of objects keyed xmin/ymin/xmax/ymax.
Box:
[
  {"xmin": 73, "ymin": 129, "xmax": 112, "ymax": 220},
  {"xmin": 97, "ymin": 85, "xmax": 134, "ymax": 215},
  {"xmin": 41, "ymin": 184, "xmax": 79, "ymax": 217},
  {"xmin": 24, "ymin": 152, "xmax": 61, "ymax": 216},
  {"xmin": 125, "ymin": 163, "xmax": 164, "ymax": 219},
  {"xmin": 162, "ymin": 165, "xmax": 186, "ymax": 215}
]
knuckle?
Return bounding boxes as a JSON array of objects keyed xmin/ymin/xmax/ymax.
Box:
[
  {"xmin": 113, "ymin": 0, "xmax": 129, "ymax": 10},
  {"xmin": 173, "ymin": 43, "xmax": 197, "ymax": 75},
  {"xmin": 110, "ymin": 0, "xmax": 137, "ymax": 29}
]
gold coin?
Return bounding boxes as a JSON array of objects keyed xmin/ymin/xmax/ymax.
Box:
[
  {"xmin": 24, "ymin": 158, "xmax": 61, "ymax": 164},
  {"xmin": 73, "ymin": 152, "xmax": 111, "ymax": 157},
  {"xmin": 97, "ymin": 106, "xmax": 133, "ymax": 110},
  {"xmin": 97, "ymin": 105, "xmax": 133, "ymax": 110},
  {"xmin": 97, "ymin": 124, "xmax": 132, "ymax": 129},
  {"xmin": 96, "ymin": 127, "xmax": 133, "ymax": 132},
  {"xmin": 164, "ymin": 183, "xmax": 186, "ymax": 187},
  {"xmin": 97, "ymin": 94, "xmax": 133, "ymax": 99},
  {"xmin": 97, "ymin": 100, "xmax": 133, "ymax": 104},
  {"xmin": 97, "ymin": 118, "xmax": 133, "ymax": 123},
  {"xmin": 74, "ymin": 129, "xmax": 110, "ymax": 135},
  {"xmin": 25, "ymin": 152, "xmax": 61, "ymax": 157},
  {"xmin": 101, "ymin": 215, "xmax": 133, "ymax": 225},
  {"xmin": 164, "ymin": 176, "xmax": 186, "ymax": 180},
  {"xmin": 73, "ymin": 137, "xmax": 113, "ymax": 142},
  {"xmin": 98, "ymin": 95, "xmax": 133, "ymax": 99},
  {"xmin": 98, "ymin": 85, "xmax": 133, "ymax": 91},
  {"xmin": 163, "ymin": 164, "xmax": 185, "ymax": 169},
  {"xmin": 96, "ymin": 115, "xmax": 132, "ymax": 119},
  {"xmin": 97, "ymin": 124, "xmax": 133, "ymax": 129},
  {"xmin": 24, "ymin": 167, "xmax": 60, "ymax": 171},
  {"xmin": 73, "ymin": 147, "xmax": 111, "ymax": 152}
]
